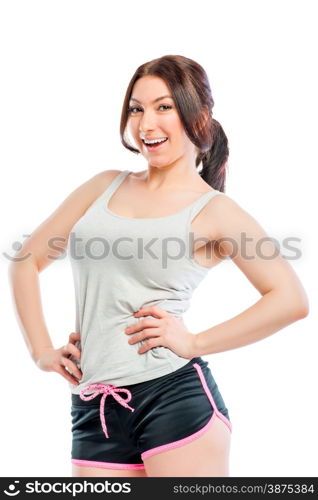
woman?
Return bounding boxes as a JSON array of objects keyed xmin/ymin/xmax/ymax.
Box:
[{"xmin": 9, "ymin": 54, "xmax": 309, "ymax": 478}]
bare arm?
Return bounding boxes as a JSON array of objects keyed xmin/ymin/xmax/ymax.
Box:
[
  {"xmin": 193, "ymin": 194, "xmax": 309, "ymax": 357},
  {"xmin": 8, "ymin": 169, "xmax": 121, "ymax": 364},
  {"xmin": 9, "ymin": 259, "xmax": 54, "ymax": 362}
]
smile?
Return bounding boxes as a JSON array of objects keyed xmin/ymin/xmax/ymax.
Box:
[{"xmin": 142, "ymin": 138, "xmax": 168, "ymax": 152}]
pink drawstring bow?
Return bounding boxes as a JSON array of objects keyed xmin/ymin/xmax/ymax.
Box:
[{"xmin": 79, "ymin": 383, "xmax": 135, "ymax": 439}]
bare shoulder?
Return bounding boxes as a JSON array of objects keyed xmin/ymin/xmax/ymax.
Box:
[
  {"xmin": 53, "ymin": 168, "xmax": 122, "ymax": 213},
  {"xmin": 44, "ymin": 168, "xmax": 123, "ymax": 226},
  {"xmin": 10, "ymin": 169, "xmax": 122, "ymax": 273},
  {"xmin": 206, "ymin": 191, "xmax": 270, "ymax": 253},
  {"xmin": 204, "ymin": 191, "xmax": 245, "ymax": 239},
  {"xmin": 85, "ymin": 169, "xmax": 123, "ymax": 195}
]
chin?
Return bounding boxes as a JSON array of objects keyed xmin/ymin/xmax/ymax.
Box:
[{"xmin": 149, "ymin": 160, "xmax": 173, "ymax": 169}]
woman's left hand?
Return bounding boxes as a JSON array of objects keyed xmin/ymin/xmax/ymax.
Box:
[{"xmin": 124, "ymin": 305, "xmax": 196, "ymax": 359}]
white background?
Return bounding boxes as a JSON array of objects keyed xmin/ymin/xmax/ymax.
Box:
[{"xmin": 1, "ymin": 0, "xmax": 317, "ymax": 477}]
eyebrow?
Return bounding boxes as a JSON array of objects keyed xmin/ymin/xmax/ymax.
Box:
[{"xmin": 129, "ymin": 95, "xmax": 173, "ymax": 104}]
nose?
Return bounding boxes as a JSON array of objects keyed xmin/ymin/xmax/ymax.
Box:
[{"xmin": 139, "ymin": 108, "xmax": 157, "ymax": 135}]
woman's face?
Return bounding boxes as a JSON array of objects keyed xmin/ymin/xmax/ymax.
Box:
[{"xmin": 127, "ymin": 75, "xmax": 199, "ymax": 169}]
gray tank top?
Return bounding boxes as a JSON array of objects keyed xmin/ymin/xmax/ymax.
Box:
[{"xmin": 67, "ymin": 169, "xmax": 223, "ymax": 394}]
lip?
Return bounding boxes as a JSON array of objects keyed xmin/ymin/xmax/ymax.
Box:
[
  {"xmin": 142, "ymin": 138, "xmax": 168, "ymax": 152},
  {"xmin": 142, "ymin": 137, "xmax": 167, "ymax": 141}
]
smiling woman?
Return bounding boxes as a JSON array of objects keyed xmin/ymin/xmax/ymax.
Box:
[
  {"xmin": 68, "ymin": 55, "xmax": 234, "ymax": 478},
  {"xmin": 120, "ymin": 55, "xmax": 229, "ymax": 191},
  {"xmin": 9, "ymin": 54, "xmax": 309, "ymax": 480}
]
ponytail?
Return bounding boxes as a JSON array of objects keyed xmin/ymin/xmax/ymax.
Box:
[{"xmin": 197, "ymin": 118, "xmax": 229, "ymax": 193}]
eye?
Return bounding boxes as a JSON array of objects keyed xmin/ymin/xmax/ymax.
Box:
[
  {"xmin": 128, "ymin": 106, "xmax": 142, "ymax": 114},
  {"xmin": 127, "ymin": 104, "xmax": 173, "ymax": 114},
  {"xmin": 158, "ymin": 105, "xmax": 172, "ymax": 111}
]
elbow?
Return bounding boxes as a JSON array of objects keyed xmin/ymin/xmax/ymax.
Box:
[
  {"xmin": 270, "ymin": 287, "xmax": 310, "ymax": 321},
  {"xmin": 290, "ymin": 296, "xmax": 310, "ymax": 320},
  {"xmin": 295, "ymin": 303, "xmax": 309, "ymax": 319}
]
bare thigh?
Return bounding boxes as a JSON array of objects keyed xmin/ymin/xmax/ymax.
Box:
[
  {"xmin": 72, "ymin": 464, "xmax": 148, "ymax": 477},
  {"xmin": 143, "ymin": 415, "xmax": 231, "ymax": 477}
]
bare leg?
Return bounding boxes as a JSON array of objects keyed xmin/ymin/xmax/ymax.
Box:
[
  {"xmin": 143, "ymin": 415, "xmax": 231, "ymax": 477},
  {"xmin": 72, "ymin": 464, "xmax": 148, "ymax": 477}
]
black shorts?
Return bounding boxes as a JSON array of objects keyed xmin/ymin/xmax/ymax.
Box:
[{"xmin": 71, "ymin": 356, "xmax": 232, "ymax": 470}]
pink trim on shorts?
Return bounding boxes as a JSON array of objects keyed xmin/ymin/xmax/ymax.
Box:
[
  {"xmin": 193, "ymin": 363, "xmax": 232, "ymax": 433},
  {"xmin": 141, "ymin": 361, "xmax": 232, "ymax": 460},
  {"xmin": 71, "ymin": 458, "xmax": 145, "ymax": 470}
]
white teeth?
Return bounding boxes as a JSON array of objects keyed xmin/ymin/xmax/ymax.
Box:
[{"xmin": 144, "ymin": 137, "xmax": 167, "ymax": 145}]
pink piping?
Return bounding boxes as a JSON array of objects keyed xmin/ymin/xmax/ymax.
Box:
[
  {"xmin": 141, "ymin": 362, "xmax": 232, "ymax": 460},
  {"xmin": 71, "ymin": 458, "xmax": 144, "ymax": 470},
  {"xmin": 193, "ymin": 363, "xmax": 232, "ymax": 433},
  {"xmin": 79, "ymin": 383, "xmax": 135, "ymax": 439}
]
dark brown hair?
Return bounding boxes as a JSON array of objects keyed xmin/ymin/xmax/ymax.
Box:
[{"xmin": 120, "ymin": 54, "xmax": 229, "ymax": 192}]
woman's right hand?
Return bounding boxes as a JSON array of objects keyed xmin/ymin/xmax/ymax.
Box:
[{"xmin": 35, "ymin": 332, "xmax": 83, "ymax": 386}]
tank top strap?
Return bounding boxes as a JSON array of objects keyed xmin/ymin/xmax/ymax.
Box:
[
  {"xmin": 102, "ymin": 170, "xmax": 130, "ymax": 203},
  {"xmin": 188, "ymin": 189, "xmax": 224, "ymax": 222}
]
